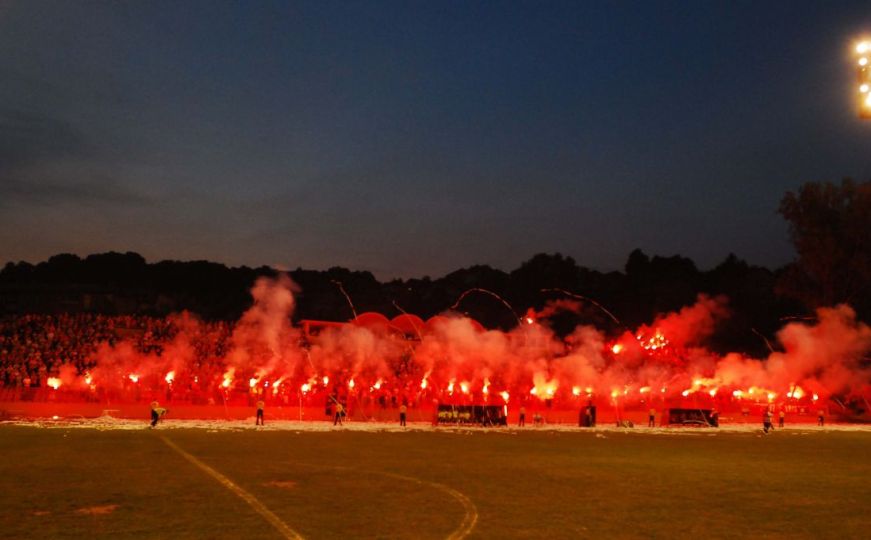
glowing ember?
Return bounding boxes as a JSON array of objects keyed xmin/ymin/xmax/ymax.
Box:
[
  {"xmin": 348, "ymin": 379, "xmax": 355, "ymax": 389},
  {"xmin": 322, "ymin": 376, "xmax": 329, "ymax": 386},
  {"xmin": 681, "ymin": 390, "xmax": 690, "ymax": 397},
  {"xmin": 708, "ymin": 389, "xmax": 717, "ymax": 397},
  {"xmin": 639, "ymin": 386, "xmax": 650, "ymax": 394},
  {"xmin": 128, "ymin": 374, "xmax": 139, "ymax": 383},
  {"xmin": 524, "ymin": 316, "xmax": 534, "ymax": 325},
  {"xmin": 420, "ymin": 378, "xmax": 428, "ymax": 390},
  {"xmin": 221, "ymin": 369, "xmax": 234, "ymax": 389},
  {"xmin": 47, "ymin": 377, "xmax": 61, "ymax": 390},
  {"xmin": 165, "ymin": 371, "xmax": 175, "ymax": 384},
  {"xmin": 812, "ymin": 393, "xmax": 819, "ymax": 401},
  {"xmin": 611, "ymin": 343, "xmax": 623, "ymax": 354},
  {"xmin": 639, "ymin": 330, "xmax": 668, "ymax": 351},
  {"xmin": 372, "ymin": 379, "xmax": 382, "ymax": 390}
]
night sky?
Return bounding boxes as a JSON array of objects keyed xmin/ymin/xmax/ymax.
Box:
[{"xmin": 2, "ymin": 1, "xmax": 870, "ymax": 279}]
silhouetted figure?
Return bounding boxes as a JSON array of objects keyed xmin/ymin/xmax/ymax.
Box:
[
  {"xmin": 399, "ymin": 403, "xmax": 407, "ymax": 426},
  {"xmin": 778, "ymin": 410, "xmax": 785, "ymax": 428},
  {"xmin": 256, "ymin": 400, "xmax": 265, "ymax": 426},
  {"xmin": 519, "ymin": 406, "xmax": 526, "ymax": 427},
  {"xmin": 763, "ymin": 409, "xmax": 773, "ymax": 433},
  {"xmin": 150, "ymin": 401, "xmax": 167, "ymax": 428},
  {"xmin": 648, "ymin": 408, "xmax": 656, "ymax": 427},
  {"xmin": 334, "ymin": 402, "xmax": 344, "ymax": 425}
]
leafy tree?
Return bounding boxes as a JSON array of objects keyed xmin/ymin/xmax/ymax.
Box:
[{"xmin": 778, "ymin": 179, "xmax": 871, "ymax": 316}]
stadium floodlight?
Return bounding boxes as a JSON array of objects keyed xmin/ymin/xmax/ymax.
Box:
[{"xmin": 855, "ymin": 38, "xmax": 871, "ymax": 118}]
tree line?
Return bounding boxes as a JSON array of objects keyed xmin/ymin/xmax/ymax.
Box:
[{"xmin": 1, "ymin": 179, "xmax": 868, "ymax": 357}]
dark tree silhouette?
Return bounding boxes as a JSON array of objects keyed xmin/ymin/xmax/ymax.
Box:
[{"xmin": 777, "ymin": 179, "xmax": 871, "ymax": 317}]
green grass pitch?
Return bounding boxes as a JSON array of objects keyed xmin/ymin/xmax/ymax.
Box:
[{"xmin": 1, "ymin": 426, "xmax": 869, "ymax": 539}]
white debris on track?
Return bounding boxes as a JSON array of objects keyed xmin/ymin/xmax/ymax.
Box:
[{"xmin": 2, "ymin": 415, "xmax": 871, "ymax": 434}]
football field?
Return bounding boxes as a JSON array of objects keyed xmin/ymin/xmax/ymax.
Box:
[{"xmin": 1, "ymin": 423, "xmax": 869, "ymax": 539}]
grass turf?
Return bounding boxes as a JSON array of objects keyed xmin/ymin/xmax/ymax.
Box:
[{"xmin": 0, "ymin": 426, "xmax": 869, "ymax": 539}]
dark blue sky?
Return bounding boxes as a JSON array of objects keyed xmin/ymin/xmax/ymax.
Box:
[{"xmin": 2, "ymin": 1, "xmax": 870, "ymax": 278}]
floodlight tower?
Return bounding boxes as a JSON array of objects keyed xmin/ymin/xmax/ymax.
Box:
[{"xmin": 856, "ymin": 40, "xmax": 871, "ymax": 118}]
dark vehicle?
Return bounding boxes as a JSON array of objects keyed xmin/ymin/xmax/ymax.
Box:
[
  {"xmin": 667, "ymin": 408, "xmax": 718, "ymax": 427},
  {"xmin": 436, "ymin": 404, "xmax": 508, "ymax": 426}
]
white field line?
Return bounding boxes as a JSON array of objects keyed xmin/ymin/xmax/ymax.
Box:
[
  {"xmin": 290, "ymin": 461, "xmax": 478, "ymax": 540},
  {"xmin": 158, "ymin": 434, "xmax": 304, "ymax": 540}
]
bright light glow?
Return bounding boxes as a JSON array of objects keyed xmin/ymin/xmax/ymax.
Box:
[
  {"xmin": 858, "ymin": 42, "xmax": 870, "ymax": 54},
  {"xmin": 448, "ymin": 380, "xmax": 455, "ymax": 394},
  {"xmin": 249, "ymin": 377, "xmax": 258, "ymax": 388},
  {"xmin": 610, "ymin": 389, "xmax": 619, "ymax": 398},
  {"xmin": 708, "ymin": 389, "xmax": 717, "ymax": 397},
  {"xmin": 660, "ymin": 387, "xmax": 666, "ymax": 393},
  {"xmin": 47, "ymin": 377, "xmax": 61, "ymax": 390},
  {"xmin": 524, "ymin": 316, "xmax": 534, "ymax": 325},
  {"xmin": 860, "ymin": 57, "xmax": 869, "ymax": 66},
  {"xmin": 128, "ymin": 374, "xmax": 139, "ymax": 383},
  {"xmin": 301, "ymin": 383, "xmax": 310, "ymax": 393},
  {"xmin": 84, "ymin": 373, "xmax": 92, "ymax": 385},
  {"xmin": 482, "ymin": 379, "xmax": 490, "ymax": 394},
  {"xmin": 585, "ymin": 387, "xmax": 594, "ymax": 394},
  {"xmin": 812, "ymin": 393, "xmax": 819, "ymax": 401},
  {"xmin": 865, "ymin": 93, "xmax": 871, "ymax": 107},
  {"xmin": 420, "ymin": 378, "xmax": 428, "ymax": 390},
  {"xmin": 165, "ymin": 371, "xmax": 175, "ymax": 384},
  {"xmin": 767, "ymin": 392, "xmax": 776, "ymax": 401},
  {"xmin": 611, "ymin": 344, "xmax": 623, "ymax": 354},
  {"xmin": 792, "ymin": 386, "xmax": 804, "ymax": 399},
  {"xmin": 732, "ymin": 390, "xmax": 743, "ymax": 398},
  {"xmin": 348, "ymin": 379, "xmax": 355, "ymax": 389},
  {"xmin": 572, "ymin": 386, "xmax": 581, "ymax": 396},
  {"xmin": 639, "ymin": 386, "xmax": 650, "ymax": 394},
  {"xmin": 322, "ymin": 376, "xmax": 329, "ymax": 386},
  {"xmin": 460, "ymin": 381, "xmax": 469, "ymax": 394},
  {"xmin": 529, "ymin": 386, "xmax": 537, "ymax": 395},
  {"xmin": 500, "ymin": 390, "xmax": 510, "ymax": 402},
  {"xmin": 861, "ymin": 83, "xmax": 870, "ymax": 93},
  {"xmin": 372, "ymin": 379, "xmax": 382, "ymax": 390},
  {"xmin": 681, "ymin": 390, "xmax": 690, "ymax": 397}
]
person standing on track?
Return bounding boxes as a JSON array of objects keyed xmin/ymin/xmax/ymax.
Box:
[
  {"xmin": 334, "ymin": 402, "xmax": 344, "ymax": 425},
  {"xmin": 763, "ymin": 408, "xmax": 774, "ymax": 433},
  {"xmin": 256, "ymin": 399, "xmax": 265, "ymax": 426},
  {"xmin": 150, "ymin": 401, "xmax": 167, "ymax": 428},
  {"xmin": 648, "ymin": 407, "xmax": 656, "ymax": 427},
  {"xmin": 778, "ymin": 409, "xmax": 785, "ymax": 428},
  {"xmin": 519, "ymin": 406, "xmax": 526, "ymax": 427},
  {"xmin": 399, "ymin": 403, "xmax": 407, "ymax": 426}
]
